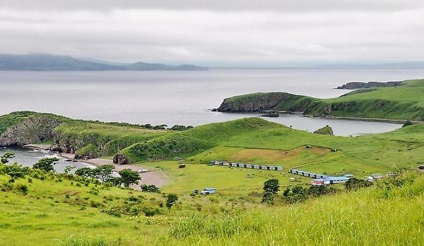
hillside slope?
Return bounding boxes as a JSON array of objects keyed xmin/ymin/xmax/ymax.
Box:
[
  {"xmin": 118, "ymin": 118, "xmax": 281, "ymax": 163},
  {"xmin": 0, "ymin": 161, "xmax": 422, "ymax": 245},
  {"xmin": 217, "ymin": 79, "xmax": 424, "ymax": 121},
  {"xmin": 0, "ymin": 111, "xmax": 169, "ymax": 160}
]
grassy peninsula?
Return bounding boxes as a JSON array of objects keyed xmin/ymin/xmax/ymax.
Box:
[{"xmin": 217, "ymin": 79, "xmax": 424, "ymax": 122}]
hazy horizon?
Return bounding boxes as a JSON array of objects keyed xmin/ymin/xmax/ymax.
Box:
[{"xmin": 1, "ymin": 1, "xmax": 424, "ymax": 67}]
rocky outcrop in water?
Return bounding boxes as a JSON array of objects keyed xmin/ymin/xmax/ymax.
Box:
[
  {"xmin": 0, "ymin": 116, "xmax": 62, "ymax": 147},
  {"xmin": 113, "ymin": 153, "xmax": 130, "ymax": 165},
  {"xmin": 262, "ymin": 110, "xmax": 280, "ymax": 117},
  {"xmin": 336, "ymin": 81, "xmax": 402, "ymax": 89},
  {"xmin": 313, "ymin": 125, "xmax": 334, "ymax": 135}
]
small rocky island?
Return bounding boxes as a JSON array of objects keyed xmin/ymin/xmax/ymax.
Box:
[
  {"xmin": 313, "ymin": 125, "xmax": 334, "ymax": 135},
  {"xmin": 261, "ymin": 110, "xmax": 280, "ymax": 117},
  {"xmin": 336, "ymin": 81, "xmax": 402, "ymax": 89}
]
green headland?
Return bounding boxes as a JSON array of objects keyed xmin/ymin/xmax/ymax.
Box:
[{"xmin": 217, "ymin": 78, "xmax": 424, "ymax": 122}]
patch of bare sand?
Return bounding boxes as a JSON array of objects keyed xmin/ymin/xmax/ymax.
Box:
[
  {"xmin": 59, "ymin": 153, "xmax": 170, "ymax": 189},
  {"xmin": 24, "ymin": 144, "xmax": 51, "ymax": 150}
]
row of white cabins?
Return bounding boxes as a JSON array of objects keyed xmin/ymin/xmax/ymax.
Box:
[
  {"xmin": 209, "ymin": 160, "xmax": 283, "ymax": 171},
  {"xmin": 209, "ymin": 161, "xmax": 386, "ymax": 186}
]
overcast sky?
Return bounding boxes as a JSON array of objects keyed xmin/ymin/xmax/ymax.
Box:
[{"xmin": 1, "ymin": 0, "xmax": 424, "ymax": 66}]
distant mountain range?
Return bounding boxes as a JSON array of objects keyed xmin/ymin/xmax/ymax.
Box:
[
  {"xmin": 312, "ymin": 61, "xmax": 424, "ymax": 69},
  {"xmin": 0, "ymin": 54, "xmax": 208, "ymax": 71}
]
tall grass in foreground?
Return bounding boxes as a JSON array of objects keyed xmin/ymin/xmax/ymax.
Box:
[
  {"xmin": 163, "ymin": 174, "xmax": 424, "ymax": 245},
  {"xmin": 55, "ymin": 234, "xmax": 134, "ymax": 246}
]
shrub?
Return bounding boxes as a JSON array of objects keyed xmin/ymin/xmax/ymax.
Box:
[
  {"xmin": 142, "ymin": 206, "xmax": 161, "ymax": 217},
  {"xmin": 402, "ymin": 120, "xmax": 413, "ymax": 127},
  {"xmin": 209, "ymin": 197, "xmax": 219, "ymax": 204},
  {"xmin": 128, "ymin": 196, "xmax": 140, "ymax": 202},
  {"xmin": 16, "ymin": 184, "xmax": 28, "ymax": 195},
  {"xmin": 282, "ymin": 186, "xmax": 308, "ymax": 204},
  {"xmin": 345, "ymin": 178, "xmax": 373, "ymax": 191},
  {"xmin": 141, "ymin": 184, "xmax": 160, "ymax": 193},
  {"xmin": 90, "ymin": 200, "xmax": 102, "ymax": 208},
  {"xmin": 102, "ymin": 206, "xmax": 122, "ymax": 217}
]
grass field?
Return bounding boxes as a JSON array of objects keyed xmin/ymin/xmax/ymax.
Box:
[
  {"xmin": 1, "ymin": 163, "xmax": 422, "ymax": 245},
  {"xmin": 0, "ymin": 172, "xmax": 165, "ymax": 245}
]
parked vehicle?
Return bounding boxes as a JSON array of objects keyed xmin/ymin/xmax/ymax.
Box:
[{"xmin": 200, "ymin": 188, "xmax": 216, "ymax": 195}]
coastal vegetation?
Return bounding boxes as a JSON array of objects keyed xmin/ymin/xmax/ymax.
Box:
[
  {"xmin": 217, "ymin": 78, "xmax": 424, "ymax": 121},
  {"xmin": 0, "ymin": 152, "xmax": 422, "ymax": 245}
]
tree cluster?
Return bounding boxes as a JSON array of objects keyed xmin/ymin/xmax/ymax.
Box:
[
  {"xmin": 141, "ymin": 184, "xmax": 160, "ymax": 193},
  {"xmin": 345, "ymin": 178, "xmax": 373, "ymax": 191},
  {"xmin": 261, "ymin": 179, "xmax": 280, "ymax": 204},
  {"xmin": 166, "ymin": 193, "xmax": 179, "ymax": 211},
  {"xmin": 33, "ymin": 157, "xmax": 59, "ymax": 172},
  {"xmin": 74, "ymin": 165, "xmax": 140, "ymax": 188},
  {"xmin": 283, "ymin": 185, "xmax": 337, "ymax": 204},
  {"xmin": 169, "ymin": 125, "xmax": 194, "ymax": 131}
]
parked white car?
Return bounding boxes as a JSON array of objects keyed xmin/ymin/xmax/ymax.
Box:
[{"xmin": 200, "ymin": 188, "xmax": 216, "ymax": 195}]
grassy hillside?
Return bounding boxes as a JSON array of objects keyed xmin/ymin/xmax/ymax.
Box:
[
  {"xmin": 0, "ymin": 111, "xmax": 68, "ymax": 135},
  {"xmin": 54, "ymin": 121, "xmax": 169, "ymax": 158},
  {"xmin": 0, "ymin": 111, "xmax": 170, "ymax": 159},
  {"xmin": 115, "ymin": 116, "xmax": 424, "ymax": 180},
  {"xmin": 119, "ymin": 118, "xmax": 281, "ymax": 163},
  {"xmin": 218, "ymin": 79, "xmax": 424, "ymax": 121},
  {"xmin": 160, "ymin": 174, "xmax": 424, "ymax": 245},
  {"xmin": 0, "ymin": 161, "xmax": 422, "ymax": 245},
  {"xmin": 2, "ymin": 111, "xmax": 423, "ymax": 178}
]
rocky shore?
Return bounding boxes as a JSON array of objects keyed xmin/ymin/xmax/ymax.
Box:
[{"xmin": 336, "ymin": 81, "xmax": 402, "ymax": 89}]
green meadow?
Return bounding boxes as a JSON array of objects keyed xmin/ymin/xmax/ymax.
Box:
[{"xmin": 0, "ymin": 162, "xmax": 423, "ymax": 245}]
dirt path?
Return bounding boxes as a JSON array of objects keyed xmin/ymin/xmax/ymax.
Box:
[{"xmin": 59, "ymin": 153, "xmax": 170, "ymax": 189}]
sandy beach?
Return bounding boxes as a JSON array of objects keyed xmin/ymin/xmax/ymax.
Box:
[
  {"xmin": 59, "ymin": 153, "xmax": 171, "ymax": 189},
  {"xmin": 23, "ymin": 144, "xmax": 170, "ymax": 190},
  {"xmin": 23, "ymin": 144, "xmax": 51, "ymax": 150}
]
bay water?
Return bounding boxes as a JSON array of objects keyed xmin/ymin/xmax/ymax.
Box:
[
  {"xmin": 1, "ymin": 69, "xmax": 424, "ymax": 136},
  {"xmin": 2, "ymin": 68, "xmax": 424, "ymax": 167}
]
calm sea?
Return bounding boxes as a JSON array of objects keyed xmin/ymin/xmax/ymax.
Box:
[
  {"xmin": 0, "ymin": 147, "xmax": 92, "ymax": 172},
  {"xmin": 1, "ymin": 69, "xmax": 424, "ymax": 136}
]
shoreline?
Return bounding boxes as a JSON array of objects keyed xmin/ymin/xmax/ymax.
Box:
[
  {"xmin": 58, "ymin": 152, "xmax": 170, "ymax": 188},
  {"xmin": 261, "ymin": 111, "xmax": 410, "ymax": 124},
  {"xmin": 21, "ymin": 144, "xmax": 171, "ymax": 188},
  {"xmin": 299, "ymin": 114, "xmax": 409, "ymax": 124},
  {"xmin": 23, "ymin": 143, "xmax": 51, "ymax": 150}
]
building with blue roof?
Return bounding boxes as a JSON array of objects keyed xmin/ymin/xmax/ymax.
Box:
[{"xmin": 311, "ymin": 176, "xmax": 350, "ymax": 185}]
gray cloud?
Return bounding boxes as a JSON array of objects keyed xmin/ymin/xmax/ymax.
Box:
[
  {"xmin": 1, "ymin": 1, "xmax": 424, "ymax": 66},
  {"xmin": 3, "ymin": 0, "xmax": 424, "ymax": 12}
]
